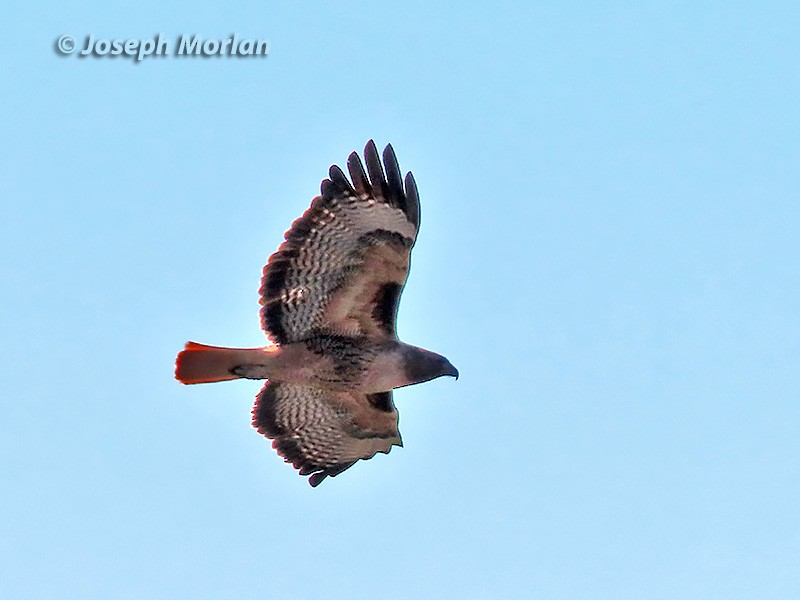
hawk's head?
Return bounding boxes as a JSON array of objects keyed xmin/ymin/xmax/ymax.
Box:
[{"xmin": 402, "ymin": 346, "xmax": 459, "ymax": 386}]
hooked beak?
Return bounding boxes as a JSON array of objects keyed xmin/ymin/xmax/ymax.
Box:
[{"xmin": 446, "ymin": 362, "xmax": 459, "ymax": 380}]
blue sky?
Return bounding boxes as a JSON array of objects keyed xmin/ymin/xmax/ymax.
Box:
[{"xmin": 2, "ymin": 2, "xmax": 799, "ymax": 598}]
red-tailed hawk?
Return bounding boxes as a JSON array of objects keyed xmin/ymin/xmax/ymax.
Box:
[{"xmin": 175, "ymin": 141, "xmax": 458, "ymax": 486}]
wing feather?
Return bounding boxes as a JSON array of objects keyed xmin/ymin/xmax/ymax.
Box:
[
  {"xmin": 383, "ymin": 144, "xmax": 406, "ymax": 211},
  {"xmin": 364, "ymin": 140, "xmax": 388, "ymax": 199},
  {"xmin": 326, "ymin": 164, "xmax": 354, "ymax": 194},
  {"xmin": 347, "ymin": 151, "xmax": 370, "ymax": 194},
  {"xmin": 404, "ymin": 171, "xmax": 421, "ymax": 229}
]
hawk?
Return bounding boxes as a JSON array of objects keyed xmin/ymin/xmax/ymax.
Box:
[{"xmin": 175, "ymin": 141, "xmax": 458, "ymax": 486}]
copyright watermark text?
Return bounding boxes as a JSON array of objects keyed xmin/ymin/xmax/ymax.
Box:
[{"xmin": 55, "ymin": 34, "xmax": 269, "ymax": 61}]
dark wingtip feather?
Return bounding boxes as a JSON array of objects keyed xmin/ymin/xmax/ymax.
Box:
[
  {"xmin": 364, "ymin": 139, "xmax": 378, "ymax": 157},
  {"xmin": 321, "ymin": 165, "xmax": 353, "ymax": 199},
  {"xmin": 328, "ymin": 164, "xmax": 353, "ymax": 191},
  {"xmin": 404, "ymin": 171, "xmax": 420, "ymax": 229},
  {"xmin": 320, "ymin": 178, "xmax": 335, "ymax": 199},
  {"xmin": 308, "ymin": 472, "xmax": 327, "ymax": 487},
  {"xmin": 364, "ymin": 140, "xmax": 387, "ymax": 193},
  {"xmin": 382, "ymin": 144, "xmax": 406, "ymax": 211},
  {"xmin": 347, "ymin": 151, "xmax": 370, "ymax": 194},
  {"xmin": 308, "ymin": 461, "xmax": 357, "ymax": 487}
]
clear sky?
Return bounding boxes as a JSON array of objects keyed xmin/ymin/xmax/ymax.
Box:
[{"xmin": 2, "ymin": 2, "xmax": 799, "ymax": 599}]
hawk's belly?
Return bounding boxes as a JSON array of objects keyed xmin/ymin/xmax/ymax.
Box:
[{"xmin": 269, "ymin": 337, "xmax": 407, "ymax": 392}]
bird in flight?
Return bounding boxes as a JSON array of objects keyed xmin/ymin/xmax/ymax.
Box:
[{"xmin": 175, "ymin": 141, "xmax": 458, "ymax": 486}]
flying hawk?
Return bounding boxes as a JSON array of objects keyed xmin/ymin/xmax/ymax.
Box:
[{"xmin": 175, "ymin": 141, "xmax": 458, "ymax": 486}]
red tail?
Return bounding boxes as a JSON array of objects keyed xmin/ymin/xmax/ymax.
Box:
[{"xmin": 175, "ymin": 342, "xmax": 273, "ymax": 384}]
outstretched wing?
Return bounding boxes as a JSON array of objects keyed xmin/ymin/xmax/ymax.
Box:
[
  {"xmin": 252, "ymin": 381, "xmax": 402, "ymax": 486},
  {"xmin": 260, "ymin": 140, "xmax": 420, "ymax": 345}
]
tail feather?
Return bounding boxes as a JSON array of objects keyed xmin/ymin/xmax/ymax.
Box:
[{"xmin": 175, "ymin": 341, "xmax": 273, "ymax": 384}]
